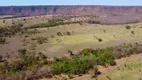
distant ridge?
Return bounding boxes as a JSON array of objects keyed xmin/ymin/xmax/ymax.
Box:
[{"xmin": 0, "ymin": 5, "xmax": 142, "ymax": 16}]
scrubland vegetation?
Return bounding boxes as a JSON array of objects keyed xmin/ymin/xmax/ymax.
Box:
[
  {"xmin": 0, "ymin": 42, "xmax": 142, "ymax": 79},
  {"xmin": 29, "ymin": 19, "xmax": 64, "ymax": 29},
  {"xmin": 0, "ymin": 24, "xmax": 24, "ymax": 37},
  {"xmin": 0, "ymin": 17, "xmax": 142, "ymax": 80}
]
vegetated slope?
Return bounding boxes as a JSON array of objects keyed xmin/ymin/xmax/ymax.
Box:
[{"xmin": 71, "ymin": 53, "xmax": 142, "ymax": 80}]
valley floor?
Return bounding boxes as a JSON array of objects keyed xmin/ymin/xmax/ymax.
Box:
[
  {"xmin": 1, "ymin": 23, "xmax": 142, "ymax": 60},
  {"xmin": 1, "ymin": 20, "xmax": 142, "ymax": 80}
]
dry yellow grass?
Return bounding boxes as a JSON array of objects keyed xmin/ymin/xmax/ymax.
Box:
[
  {"xmin": 96, "ymin": 54, "xmax": 142, "ymax": 80},
  {"xmin": 29, "ymin": 23, "xmax": 142, "ymax": 57},
  {"xmin": 46, "ymin": 23, "xmax": 142, "ymax": 50},
  {"xmin": 1, "ymin": 18, "xmax": 142, "ymax": 57},
  {"xmin": 49, "ymin": 34, "xmax": 115, "ymax": 45}
]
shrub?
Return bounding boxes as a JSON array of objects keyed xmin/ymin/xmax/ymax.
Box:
[
  {"xmin": 125, "ymin": 26, "xmax": 131, "ymax": 29},
  {"xmin": 103, "ymin": 30, "xmax": 106, "ymax": 33},
  {"xmin": 112, "ymin": 43, "xmax": 142, "ymax": 59},
  {"xmin": 37, "ymin": 40, "xmax": 43, "ymax": 44},
  {"xmin": 68, "ymin": 50, "xmax": 74, "ymax": 56},
  {"xmin": 0, "ymin": 38, "xmax": 6, "ymax": 44},
  {"xmin": 0, "ymin": 61, "xmax": 9, "ymax": 74},
  {"xmin": 57, "ymin": 32, "xmax": 63, "ymax": 36},
  {"xmin": 33, "ymin": 37, "xmax": 48, "ymax": 44},
  {"xmin": 80, "ymin": 48, "xmax": 115, "ymax": 67},
  {"xmin": 52, "ymin": 55, "xmax": 96, "ymax": 75},
  {"xmin": 38, "ymin": 52, "xmax": 47, "ymax": 59},
  {"xmin": 51, "ymin": 35, "xmax": 54, "ymax": 38},
  {"xmin": 131, "ymin": 31, "xmax": 135, "ymax": 35},
  {"xmin": 0, "ymin": 49, "xmax": 49, "ymax": 75},
  {"xmin": 80, "ymin": 48, "xmax": 91, "ymax": 55},
  {"xmin": 66, "ymin": 31, "xmax": 71, "ymax": 36},
  {"xmin": 93, "ymin": 66, "xmax": 99, "ymax": 74},
  {"xmin": 3, "ymin": 20, "xmax": 5, "ymax": 23},
  {"xmin": 98, "ymin": 38, "xmax": 102, "ymax": 42},
  {"xmin": 93, "ymin": 35, "xmax": 102, "ymax": 42},
  {"xmin": 17, "ymin": 52, "xmax": 47, "ymax": 71},
  {"xmin": 97, "ymin": 53, "xmax": 115, "ymax": 66},
  {"xmin": 88, "ymin": 20, "xmax": 101, "ymax": 24},
  {"xmin": 10, "ymin": 60, "xmax": 24, "ymax": 72},
  {"xmin": 0, "ymin": 24, "xmax": 23, "ymax": 37},
  {"xmin": 91, "ymin": 66, "xmax": 100, "ymax": 78},
  {"xmin": 18, "ymin": 49, "xmax": 27, "ymax": 58}
]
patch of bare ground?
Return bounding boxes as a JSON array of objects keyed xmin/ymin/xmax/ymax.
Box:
[{"xmin": 0, "ymin": 35, "xmax": 25, "ymax": 61}]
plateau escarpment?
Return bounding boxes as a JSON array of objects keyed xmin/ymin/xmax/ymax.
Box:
[
  {"xmin": 1, "ymin": 5, "xmax": 142, "ymax": 24},
  {"xmin": 0, "ymin": 5, "xmax": 142, "ymax": 16}
]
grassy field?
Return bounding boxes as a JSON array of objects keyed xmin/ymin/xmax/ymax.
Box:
[
  {"xmin": 97, "ymin": 54, "xmax": 142, "ymax": 80},
  {"xmin": 34, "ymin": 23, "xmax": 142, "ymax": 57},
  {"xmin": 1, "ymin": 22, "xmax": 142, "ymax": 58}
]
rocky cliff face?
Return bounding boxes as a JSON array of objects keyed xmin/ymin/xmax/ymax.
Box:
[{"xmin": 0, "ymin": 5, "xmax": 142, "ymax": 16}]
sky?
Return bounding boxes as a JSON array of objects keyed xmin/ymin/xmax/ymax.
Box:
[{"xmin": 0, "ymin": 0, "xmax": 142, "ymax": 6}]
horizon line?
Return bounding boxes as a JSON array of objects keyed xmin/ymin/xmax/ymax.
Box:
[{"xmin": 0, "ymin": 4, "xmax": 142, "ymax": 7}]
